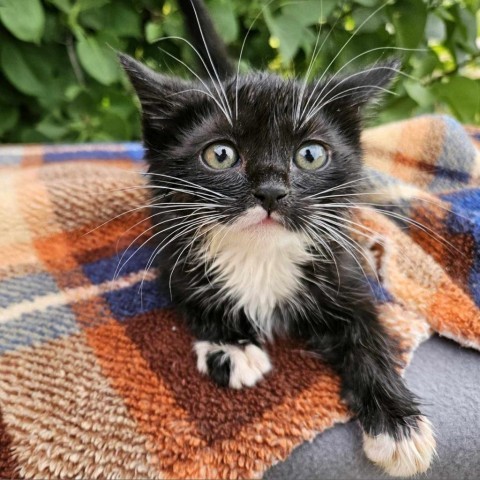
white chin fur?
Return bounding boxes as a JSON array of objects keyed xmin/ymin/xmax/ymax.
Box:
[
  {"xmin": 200, "ymin": 206, "xmax": 312, "ymax": 338},
  {"xmin": 363, "ymin": 416, "xmax": 436, "ymax": 477},
  {"xmin": 194, "ymin": 341, "xmax": 272, "ymax": 389}
]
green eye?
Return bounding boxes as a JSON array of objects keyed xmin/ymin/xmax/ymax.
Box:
[
  {"xmin": 202, "ymin": 143, "xmax": 239, "ymax": 169},
  {"xmin": 294, "ymin": 143, "xmax": 329, "ymax": 170}
]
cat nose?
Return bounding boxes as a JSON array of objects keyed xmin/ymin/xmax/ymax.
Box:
[{"xmin": 254, "ymin": 185, "xmax": 288, "ymax": 213}]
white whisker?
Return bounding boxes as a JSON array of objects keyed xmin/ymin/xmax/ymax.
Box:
[
  {"xmin": 139, "ymin": 215, "xmax": 224, "ymax": 299},
  {"xmin": 305, "ymin": 176, "xmax": 368, "ymax": 199},
  {"xmin": 299, "ymin": 0, "xmax": 391, "ymax": 123},
  {"xmin": 116, "ymin": 184, "xmax": 225, "ymax": 204},
  {"xmin": 141, "ymin": 171, "xmax": 232, "ymax": 199},
  {"xmin": 155, "ymin": 42, "xmax": 232, "ymax": 124},
  {"xmin": 235, "ymin": 0, "xmax": 278, "ymax": 119},
  {"xmin": 113, "ymin": 208, "xmax": 218, "ymax": 280},
  {"xmin": 115, "ymin": 212, "xmax": 223, "ymax": 281},
  {"xmin": 187, "ymin": 0, "xmax": 232, "ymax": 119},
  {"xmin": 304, "ymin": 84, "xmax": 396, "ymax": 123}
]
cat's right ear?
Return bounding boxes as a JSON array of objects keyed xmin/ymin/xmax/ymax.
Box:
[{"xmin": 118, "ymin": 53, "xmax": 188, "ymax": 122}]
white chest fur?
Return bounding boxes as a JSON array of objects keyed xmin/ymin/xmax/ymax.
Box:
[{"xmin": 201, "ymin": 208, "xmax": 312, "ymax": 337}]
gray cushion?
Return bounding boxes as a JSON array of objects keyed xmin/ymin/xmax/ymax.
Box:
[{"xmin": 265, "ymin": 336, "xmax": 480, "ymax": 479}]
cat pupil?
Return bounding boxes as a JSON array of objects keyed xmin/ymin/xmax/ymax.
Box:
[
  {"xmin": 216, "ymin": 147, "xmax": 227, "ymax": 162},
  {"xmin": 305, "ymin": 149, "xmax": 314, "ymax": 162}
]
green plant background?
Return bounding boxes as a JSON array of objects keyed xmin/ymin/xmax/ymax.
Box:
[{"xmin": 0, "ymin": 0, "xmax": 479, "ymax": 143}]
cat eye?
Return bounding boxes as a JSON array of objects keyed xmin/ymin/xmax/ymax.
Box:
[
  {"xmin": 294, "ymin": 143, "xmax": 329, "ymax": 170},
  {"xmin": 202, "ymin": 143, "xmax": 239, "ymax": 169}
]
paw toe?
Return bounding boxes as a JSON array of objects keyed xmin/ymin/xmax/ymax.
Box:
[
  {"xmin": 244, "ymin": 344, "xmax": 272, "ymax": 374},
  {"xmin": 363, "ymin": 416, "xmax": 436, "ymax": 477},
  {"xmin": 194, "ymin": 341, "xmax": 271, "ymax": 389}
]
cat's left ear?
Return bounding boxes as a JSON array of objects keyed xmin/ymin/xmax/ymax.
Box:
[
  {"xmin": 118, "ymin": 53, "xmax": 190, "ymax": 122},
  {"xmin": 310, "ymin": 59, "xmax": 399, "ymax": 141},
  {"xmin": 323, "ymin": 59, "xmax": 399, "ymax": 109}
]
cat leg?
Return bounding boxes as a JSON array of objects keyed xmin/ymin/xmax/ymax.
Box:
[
  {"xmin": 194, "ymin": 340, "xmax": 272, "ymax": 388},
  {"xmin": 307, "ymin": 297, "xmax": 436, "ymax": 477}
]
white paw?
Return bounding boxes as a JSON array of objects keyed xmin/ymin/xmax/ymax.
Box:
[
  {"xmin": 363, "ymin": 416, "xmax": 436, "ymax": 477},
  {"xmin": 194, "ymin": 341, "xmax": 272, "ymax": 389}
]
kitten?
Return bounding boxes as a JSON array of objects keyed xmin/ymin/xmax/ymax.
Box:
[{"xmin": 119, "ymin": 0, "xmax": 436, "ymax": 476}]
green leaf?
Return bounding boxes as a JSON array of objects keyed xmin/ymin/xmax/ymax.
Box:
[
  {"xmin": 432, "ymin": 76, "xmax": 480, "ymax": 123},
  {"xmin": 409, "ymin": 50, "xmax": 439, "ymax": 77},
  {"xmin": 36, "ymin": 116, "xmax": 69, "ymax": 140},
  {"xmin": 0, "ymin": 104, "xmax": 19, "ymax": 135},
  {"xmin": 264, "ymin": 9, "xmax": 306, "ymax": 64},
  {"xmin": 452, "ymin": 7, "xmax": 478, "ymax": 54},
  {"xmin": 76, "ymin": 35, "xmax": 120, "ymax": 85},
  {"xmin": 65, "ymin": 84, "xmax": 83, "ymax": 101},
  {"xmin": 404, "ymin": 81, "xmax": 435, "ymax": 108},
  {"xmin": 376, "ymin": 95, "xmax": 418, "ymax": 125},
  {"xmin": 77, "ymin": 0, "xmax": 110, "ymax": 12},
  {"xmin": 65, "ymin": 90, "xmax": 97, "ymax": 119},
  {"xmin": 145, "ymin": 22, "xmax": 163, "ymax": 44},
  {"xmin": 353, "ymin": 0, "xmax": 380, "ymax": 6},
  {"xmin": 298, "ymin": 28, "xmax": 317, "ymax": 58},
  {"xmin": 425, "ymin": 13, "xmax": 446, "ymax": 42},
  {"xmin": 0, "ymin": 40, "xmax": 72, "ymax": 109},
  {"xmin": 43, "ymin": 12, "xmax": 67, "ymax": 43},
  {"xmin": 282, "ymin": 0, "xmax": 336, "ymax": 27},
  {"xmin": 351, "ymin": 7, "xmax": 387, "ymax": 34},
  {"xmin": 99, "ymin": 111, "xmax": 131, "ymax": 139},
  {"xmin": 0, "ymin": 74, "xmax": 23, "ymax": 105},
  {"xmin": 210, "ymin": 0, "xmax": 238, "ymax": 43},
  {"xmin": 435, "ymin": 6, "xmax": 455, "ymax": 22},
  {"xmin": 162, "ymin": 9, "xmax": 186, "ymax": 38},
  {"xmin": 78, "ymin": 9, "xmax": 104, "ymax": 30},
  {"xmin": 332, "ymin": 31, "xmax": 390, "ymax": 71},
  {"xmin": 107, "ymin": 4, "xmax": 141, "ymax": 37},
  {"xmin": 103, "ymin": 92, "xmax": 135, "ymax": 118},
  {"xmin": 0, "ymin": 0, "xmax": 45, "ymax": 42},
  {"xmin": 20, "ymin": 128, "xmax": 50, "ymax": 144},
  {"xmin": 46, "ymin": 0, "xmax": 72, "ymax": 14},
  {"xmin": 1, "ymin": 41, "xmax": 47, "ymax": 96},
  {"xmin": 389, "ymin": 0, "xmax": 427, "ymax": 49},
  {"xmin": 81, "ymin": 3, "xmax": 141, "ymax": 37}
]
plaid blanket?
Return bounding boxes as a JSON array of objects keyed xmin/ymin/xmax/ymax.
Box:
[{"xmin": 0, "ymin": 115, "xmax": 479, "ymax": 479}]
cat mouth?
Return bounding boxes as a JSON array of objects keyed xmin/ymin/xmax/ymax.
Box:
[
  {"xmin": 255, "ymin": 214, "xmax": 284, "ymax": 228},
  {"xmin": 258, "ymin": 216, "xmax": 279, "ymax": 226},
  {"xmin": 233, "ymin": 206, "xmax": 284, "ymax": 231}
]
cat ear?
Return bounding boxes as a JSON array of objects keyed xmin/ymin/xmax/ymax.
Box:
[
  {"xmin": 321, "ymin": 59, "xmax": 400, "ymax": 111},
  {"xmin": 310, "ymin": 60, "xmax": 399, "ymax": 142},
  {"xmin": 118, "ymin": 53, "xmax": 189, "ymax": 121}
]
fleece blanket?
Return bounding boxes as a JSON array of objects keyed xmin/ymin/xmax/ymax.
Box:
[{"xmin": 0, "ymin": 115, "xmax": 479, "ymax": 479}]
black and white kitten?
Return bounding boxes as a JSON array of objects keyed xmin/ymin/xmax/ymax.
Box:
[{"xmin": 119, "ymin": 0, "xmax": 435, "ymax": 476}]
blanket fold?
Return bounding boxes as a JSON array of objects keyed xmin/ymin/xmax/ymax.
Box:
[{"xmin": 0, "ymin": 115, "xmax": 479, "ymax": 479}]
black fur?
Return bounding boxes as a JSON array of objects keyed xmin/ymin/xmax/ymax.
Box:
[
  {"xmin": 177, "ymin": 0, "xmax": 233, "ymax": 78},
  {"xmin": 119, "ymin": 0, "xmax": 425, "ymax": 447},
  {"xmin": 206, "ymin": 351, "xmax": 232, "ymax": 387}
]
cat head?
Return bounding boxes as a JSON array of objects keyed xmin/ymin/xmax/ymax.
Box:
[{"xmin": 120, "ymin": 53, "xmax": 397, "ymax": 234}]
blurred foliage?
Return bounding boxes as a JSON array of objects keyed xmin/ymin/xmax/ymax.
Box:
[{"xmin": 0, "ymin": 0, "xmax": 479, "ymax": 143}]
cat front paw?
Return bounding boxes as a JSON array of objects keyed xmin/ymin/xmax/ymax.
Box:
[
  {"xmin": 363, "ymin": 415, "xmax": 436, "ymax": 477},
  {"xmin": 194, "ymin": 341, "xmax": 272, "ymax": 388}
]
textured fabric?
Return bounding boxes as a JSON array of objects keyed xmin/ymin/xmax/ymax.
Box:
[{"xmin": 0, "ymin": 115, "xmax": 479, "ymax": 479}]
